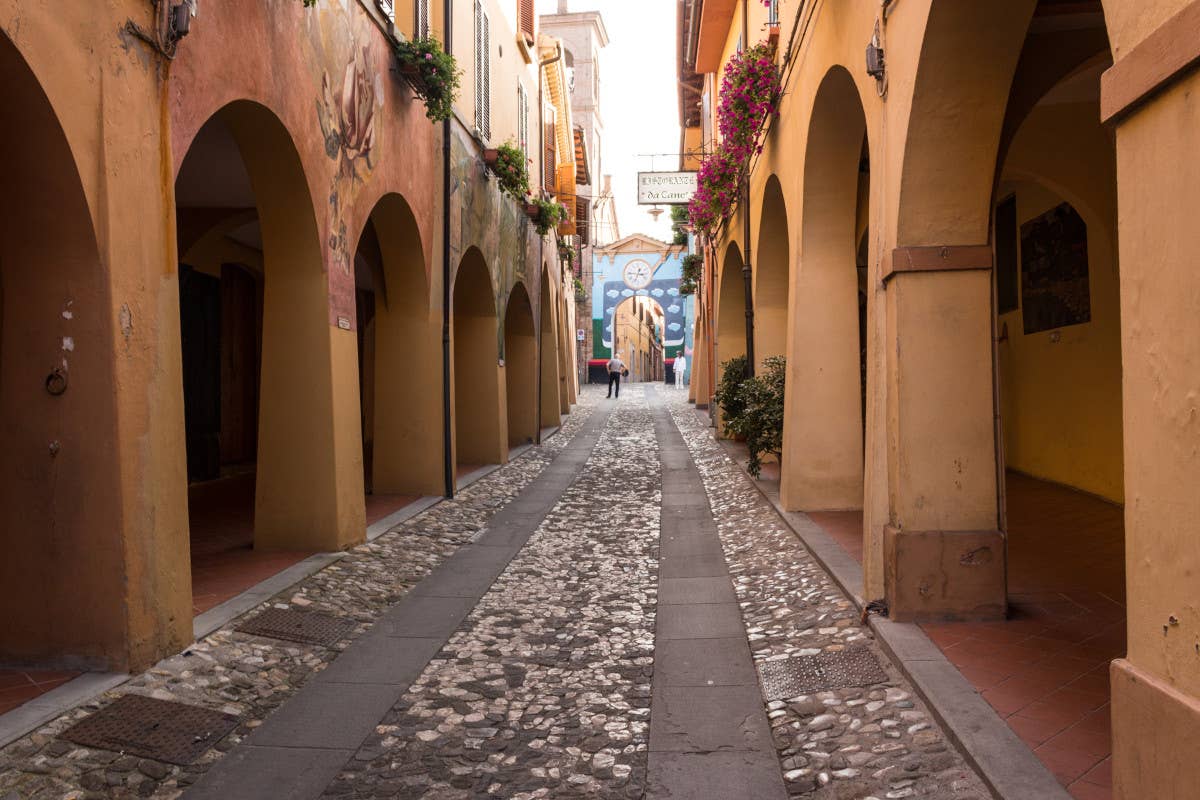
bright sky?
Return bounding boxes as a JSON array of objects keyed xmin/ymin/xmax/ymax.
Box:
[{"xmin": 536, "ymin": 0, "xmax": 680, "ymax": 242}]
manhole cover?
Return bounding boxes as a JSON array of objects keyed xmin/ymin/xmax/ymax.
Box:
[
  {"xmin": 58, "ymin": 694, "xmax": 238, "ymax": 765},
  {"xmin": 236, "ymin": 608, "xmax": 354, "ymax": 647},
  {"xmin": 757, "ymin": 646, "xmax": 889, "ymax": 701}
]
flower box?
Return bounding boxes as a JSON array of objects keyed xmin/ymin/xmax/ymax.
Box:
[{"xmin": 483, "ymin": 148, "xmax": 500, "ymax": 167}]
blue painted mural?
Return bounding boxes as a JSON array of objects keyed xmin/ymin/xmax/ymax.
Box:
[{"xmin": 590, "ymin": 240, "xmax": 695, "ymax": 364}]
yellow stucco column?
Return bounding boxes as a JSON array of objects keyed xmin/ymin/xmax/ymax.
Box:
[
  {"xmin": 1101, "ymin": 20, "xmax": 1200, "ymax": 796},
  {"xmin": 880, "ymin": 254, "xmax": 1003, "ymax": 622}
]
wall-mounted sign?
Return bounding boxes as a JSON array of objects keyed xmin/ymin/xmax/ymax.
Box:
[
  {"xmin": 577, "ymin": 329, "xmax": 586, "ymax": 341},
  {"xmin": 637, "ymin": 171, "xmax": 698, "ymax": 205}
]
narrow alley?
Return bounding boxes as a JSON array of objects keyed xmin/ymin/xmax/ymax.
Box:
[{"xmin": 0, "ymin": 386, "xmax": 989, "ymax": 799}]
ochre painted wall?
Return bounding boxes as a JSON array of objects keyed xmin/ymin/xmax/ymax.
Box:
[{"xmin": 998, "ymin": 102, "xmax": 1122, "ymax": 503}]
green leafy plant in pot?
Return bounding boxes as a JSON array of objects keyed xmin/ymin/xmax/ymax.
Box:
[{"xmin": 393, "ymin": 37, "xmax": 461, "ymax": 123}]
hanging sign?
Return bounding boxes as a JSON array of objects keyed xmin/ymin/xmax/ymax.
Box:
[{"xmin": 637, "ymin": 171, "xmax": 698, "ymax": 205}]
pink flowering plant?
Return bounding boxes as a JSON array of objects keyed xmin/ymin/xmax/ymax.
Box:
[
  {"xmin": 688, "ymin": 42, "xmax": 780, "ymax": 238},
  {"xmin": 394, "ymin": 37, "xmax": 461, "ymax": 122},
  {"xmin": 492, "ymin": 141, "xmax": 531, "ymax": 199}
]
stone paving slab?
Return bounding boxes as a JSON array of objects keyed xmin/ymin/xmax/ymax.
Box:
[
  {"xmin": 649, "ymin": 685, "xmax": 776, "ymax": 752},
  {"xmin": 655, "ymin": 638, "xmax": 758, "ymax": 687},
  {"xmin": 657, "ymin": 576, "xmax": 738, "ymax": 605},
  {"xmin": 646, "ymin": 750, "xmax": 792, "ymax": 799},
  {"xmin": 181, "ymin": 745, "xmax": 352, "ymax": 800},
  {"xmin": 657, "ymin": 603, "xmax": 747, "ymax": 639},
  {"xmin": 247, "ymin": 682, "xmax": 406, "ymax": 750}
]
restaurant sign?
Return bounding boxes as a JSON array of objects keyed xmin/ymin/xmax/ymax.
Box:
[{"xmin": 637, "ymin": 171, "xmax": 698, "ymax": 205}]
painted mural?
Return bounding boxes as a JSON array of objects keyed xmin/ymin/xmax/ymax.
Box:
[
  {"xmin": 303, "ymin": 1, "xmax": 389, "ymax": 326},
  {"xmin": 591, "ymin": 241, "xmax": 695, "ymax": 364},
  {"xmin": 449, "ymin": 127, "xmax": 546, "ymax": 357}
]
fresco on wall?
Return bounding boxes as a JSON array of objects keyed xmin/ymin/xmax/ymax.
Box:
[
  {"xmin": 448, "ymin": 128, "xmax": 544, "ymax": 358},
  {"xmin": 1020, "ymin": 202, "xmax": 1091, "ymax": 335},
  {"xmin": 302, "ymin": 1, "xmax": 388, "ymax": 327},
  {"xmin": 591, "ymin": 244, "xmax": 694, "ymax": 364}
]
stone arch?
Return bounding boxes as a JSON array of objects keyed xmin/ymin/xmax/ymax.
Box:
[
  {"xmin": 504, "ymin": 282, "xmax": 537, "ymax": 448},
  {"xmin": 174, "ymin": 100, "xmax": 364, "ymax": 558},
  {"xmin": 539, "ymin": 267, "xmax": 562, "ymax": 429},
  {"xmin": 453, "ymin": 247, "xmax": 503, "ymax": 476},
  {"xmin": 0, "ymin": 30, "xmax": 130, "ymax": 668},
  {"xmin": 715, "ymin": 242, "xmax": 747, "ymax": 378},
  {"xmin": 780, "ymin": 65, "xmax": 868, "ymax": 512},
  {"xmin": 611, "ymin": 294, "xmax": 668, "ymax": 383},
  {"xmin": 354, "ymin": 193, "xmax": 442, "ymax": 497},
  {"xmin": 754, "ymin": 174, "xmax": 790, "ymax": 364}
]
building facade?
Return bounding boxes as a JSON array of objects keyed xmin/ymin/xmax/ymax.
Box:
[
  {"xmin": 679, "ymin": 1, "xmax": 1200, "ymax": 797},
  {"xmin": 0, "ymin": 0, "xmax": 582, "ymax": 678},
  {"xmin": 588, "ymin": 234, "xmax": 694, "ymax": 384}
]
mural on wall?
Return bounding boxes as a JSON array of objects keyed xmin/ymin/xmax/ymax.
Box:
[
  {"xmin": 591, "ymin": 242, "xmax": 694, "ymax": 364},
  {"xmin": 448, "ymin": 128, "xmax": 543, "ymax": 358},
  {"xmin": 1020, "ymin": 202, "xmax": 1091, "ymax": 335},
  {"xmin": 303, "ymin": 1, "xmax": 388, "ymax": 327}
]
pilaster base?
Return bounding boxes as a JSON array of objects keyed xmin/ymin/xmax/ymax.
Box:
[
  {"xmin": 1112, "ymin": 658, "xmax": 1200, "ymax": 800},
  {"xmin": 884, "ymin": 525, "xmax": 1006, "ymax": 622}
]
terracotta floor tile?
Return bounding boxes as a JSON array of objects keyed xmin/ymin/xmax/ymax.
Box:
[
  {"xmin": 983, "ymin": 681, "xmax": 1051, "ymax": 717},
  {"xmin": 1074, "ymin": 705, "xmax": 1112, "ymax": 736},
  {"xmin": 1045, "ymin": 722, "xmax": 1112, "ymax": 758},
  {"xmin": 1079, "ymin": 756, "xmax": 1112, "ymax": 787},
  {"xmin": 0, "ymin": 671, "xmax": 31, "ymax": 691},
  {"xmin": 1067, "ymin": 780, "xmax": 1112, "ymax": 800},
  {"xmin": 1035, "ymin": 743, "xmax": 1105, "ymax": 786},
  {"xmin": 956, "ymin": 664, "xmax": 1012, "ymax": 691},
  {"xmin": 1015, "ymin": 697, "xmax": 1089, "ymax": 729},
  {"xmin": 1008, "ymin": 714, "xmax": 1071, "ymax": 747}
]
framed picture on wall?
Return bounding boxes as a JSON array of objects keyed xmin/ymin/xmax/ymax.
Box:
[{"xmin": 1020, "ymin": 201, "xmax": 1091, "ymax": 335}]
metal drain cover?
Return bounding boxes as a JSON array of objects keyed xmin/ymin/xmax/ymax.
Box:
[
  {"xmin": 757, "ymin": 646, "xmax": 889, "ymax": 700},
  {"xmin": 58, "ymin": 694, "xmax": 238, "ymax": 765},
  {"xmin": 236, "ymin": 607, "xmax": 354, "ymax": 647}
]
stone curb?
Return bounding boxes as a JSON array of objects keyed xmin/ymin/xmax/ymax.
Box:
[{"xmin": 713, "ymin": 434, "xmax": 1070, "ymax": 800}]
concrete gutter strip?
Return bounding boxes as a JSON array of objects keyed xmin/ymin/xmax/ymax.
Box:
[{"xmin": 713, "ymin": 433, "xmax": 1070, "ymax": 800}]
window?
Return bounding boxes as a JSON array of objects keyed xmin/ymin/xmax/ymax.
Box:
[
  {"xmin": 518, "ymin": 0, "xmax": 535, "ymax": 45},
  {"xmin": 768, "ymin": 0, "xmax": 779, "ymax": 25},
  {"xmin": 377, "ymin": 0, "xmax": 395, "ymax": 24},
  {"xmin": 543, "ymin": 104, "xmax": 557, "ymax": 192},
  {"xmin": 473, "ymin": 0, "xmax": 491, "ymax": 141},
  {"xmin": 414, "ymin": 0, "xmax": 430, "ymax": 37},
  {"xmin": 517, "ymin": 84, "xmax": 529, "ymax": 161}
]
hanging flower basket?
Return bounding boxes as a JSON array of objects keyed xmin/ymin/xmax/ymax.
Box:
[
  {"xmin": 393, "ymin": 37, "xmax": 461, "ymax": 122},
  {"xmin": 529, "ymin": 198, "xmax": 566, "ymax": 236},
  {"xmin": 488, "ymin": 141, "xmax": 530, "ymax": 199},
  {"xmin": 688, "ymin": 41, "xmax": 780, "ymax": 239}
]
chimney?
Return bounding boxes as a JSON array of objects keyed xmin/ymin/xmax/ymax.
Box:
[
  {"xmin": 603, "ymin": 174, "xmax": 612, "ymax": 194},
  {"xmin": 557, "ymin": 0, "xmax": 568, "ymax": 12}
]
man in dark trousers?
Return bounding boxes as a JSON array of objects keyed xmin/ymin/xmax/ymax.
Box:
[{"xmin": 606, "ymin": 352, "xmax": 626, "ymax": 398}]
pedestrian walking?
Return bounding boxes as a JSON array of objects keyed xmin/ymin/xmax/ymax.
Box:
[
  {"xmin": 606, "ymin": 353, "xmax": 626, "ymax": 398},
  {"xmin": 673, "ymin": 354, "xmax": 687, "ymax": 388}
]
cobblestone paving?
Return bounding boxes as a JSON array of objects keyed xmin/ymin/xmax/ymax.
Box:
[
  {"xmin": 325, "ymin": 385, "xmax": 660, "ymax": 799},
  {"xmin": 666, "ymin": 391, "xmax": 990, "ymax": 800},
  {"xmin": 0, "ymin": 401, "xmax": 595, "ymax": 800}
]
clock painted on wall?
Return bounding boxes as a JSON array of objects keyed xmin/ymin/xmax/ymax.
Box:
[{"xmin": 622, "ymin": 259, "xmax": 653, "ymax": 290}]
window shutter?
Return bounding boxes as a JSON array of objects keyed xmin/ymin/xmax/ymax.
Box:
[
  {"xmin": 473, "ymin": 1, "xmax": 491, "ymax": 141},
  {"xmin": 543, "ymin": 107, "xmax": 556, "ymax": 193},
  {"xmin": 378, "ymin": 0, "xmax": 395, "ymax": 24},
  {"xmin": 518, "ymin": 0, "xmax": 535, "ymax": 45},
  {"xmin": 576, "ymin": 197, "xmax": 589, "ymax": 246},
  {"xmin": 518, "ymin": 84, "xmax": 529, "ymax": 160},
  {"xmin": 481, "ymin": 10, "xmax": 491, "ymax": 141},
  {"xmin": 414, "ymin": 0, "xmax": 430, "ymax": 37}
]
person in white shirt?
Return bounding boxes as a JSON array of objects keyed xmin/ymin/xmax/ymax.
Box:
[
  {"xmin": 674, "ymin": 354, "xmax": 688, "ymax": 388},
  {"xmin": 606, "ymin": 353, "xmax": 626, "ymax": 398}
]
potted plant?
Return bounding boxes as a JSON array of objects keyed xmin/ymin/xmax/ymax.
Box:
[
  {"xmin": 393, "ymin": 37, "xmax": 461, "ymax": 122},
  {"xmin": 529, "ymin": 198, "xmax": 567, "ymax": 236},
  {"xmin": 485, "ymin": 141, "xmax": 530, "ymax": 199}
]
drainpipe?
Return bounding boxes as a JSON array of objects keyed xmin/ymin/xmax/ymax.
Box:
[
  {"xmin": 441, "ymin": 0, "xmax": 455, "ymax": 498},
  {"xmin": 537, "ymin": 47, "xmax": 563, "ymax": 443},
  {"xmin": 740, "ymin": 0, "xmax": 756, "ymax": 377}
]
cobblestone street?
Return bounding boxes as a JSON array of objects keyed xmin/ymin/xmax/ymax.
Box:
[{"xmin": 0, "ymin": 386, "xmax": 989, "ymax": 799}]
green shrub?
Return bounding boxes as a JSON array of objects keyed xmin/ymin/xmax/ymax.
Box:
[
  {"xmin": 679, "ymin": 253, "xmax": 702, "ymax": 296},
  {"xmin": 714, "ymin": 355, "xmax": 786, "ymax": 478},
  {"xmin": 714, "ymin": 356, "xmax": 750, "ymax": 430},
  {"xmin": 531, "ymin": 198, "xmax": 567, "ymax": 236}
]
